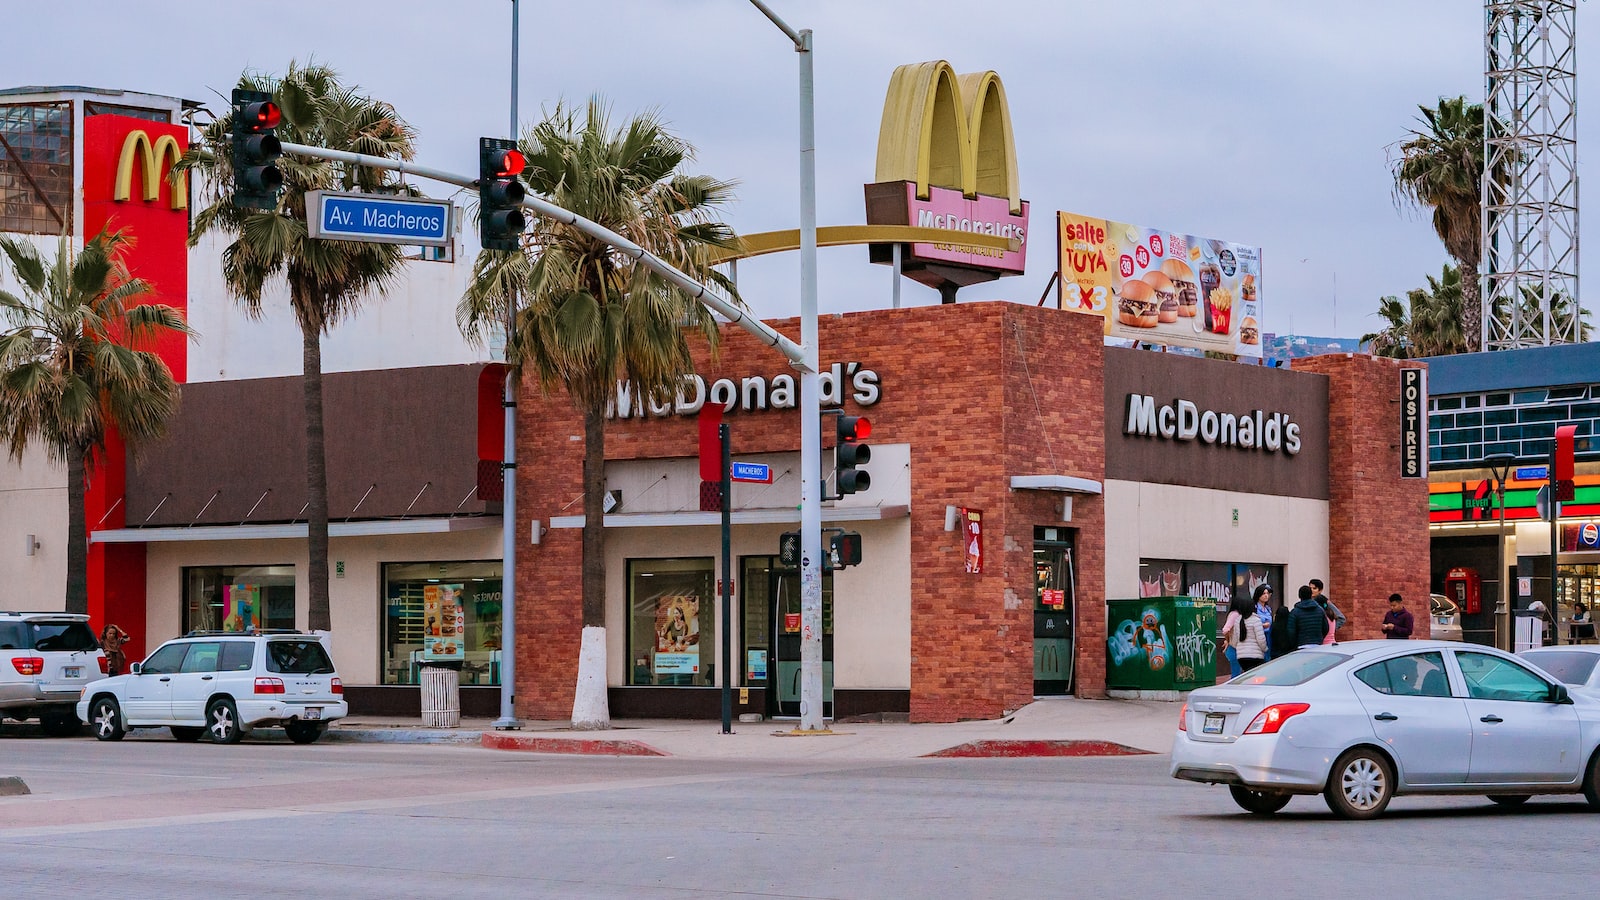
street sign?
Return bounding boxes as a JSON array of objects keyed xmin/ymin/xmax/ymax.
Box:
[
  {"xmin": 306, "ymin": 190, "xmax": 454, "ymax": 246},
  {"xmin": 730, "ymin": 461, "xmax": 772, "ymax": 484},
  {"xmin": 1515, "ymin": 466, "xmax": 1548, "ymax": 481}
]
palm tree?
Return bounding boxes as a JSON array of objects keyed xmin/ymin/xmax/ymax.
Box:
[
  {"xmin": 1362, "ymin": 294, "xmax": 1411, "ymax": 358},
  {"xmin": 176, "ymin": 62, "xmax": 418, "ymax": 632},
  {"xmin": 0, "ymin": 230, "xmax": 191, "ymax": 613},
  {"xmin": 1393, "ymin": 96, "xmax": 1484, "ymax": 351},
  {"xmin": 459, "ymin": 100, "xmax": 741, "ymax": 729},
  {"xmin": 1362, "ymin": 264, "xmax": 1468, "ymax": 359}
]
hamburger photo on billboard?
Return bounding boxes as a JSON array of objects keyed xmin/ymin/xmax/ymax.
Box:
[
  {"xmin": 1117, "ymin": 278, "xmax": 1159, "ymax": 328},
  {"xmin": 1143, "ymin": 270, "xmax": 1179, "ymax": 323},
  {"xmin": 1241, "ymin": 273, "xmax": 1257, "ymax": 304},
  {"xmin": 1240, "ymin": 316, "xmax": 1259, "ymax": 345},
  {"xmin": 1161, "ymin": 258, "xmax": 1199, "ymax": 317}
]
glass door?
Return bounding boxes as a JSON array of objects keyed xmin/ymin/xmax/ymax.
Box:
[
  {"xmin": 1033, "ymin": 528, "xmax": 1075, "ymax": 695},
  {"xmin": 766, "ymin": 564, "xmax": 833, "ymax": 718}
]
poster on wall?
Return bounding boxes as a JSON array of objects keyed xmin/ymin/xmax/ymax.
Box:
[
  {"xmin": 960, "ymin": 508, "xmax": 984, "ymax": 573},
  {"xmin": 222, "ymin": 584, "xmax": 260, "ymax": 632},
  {"xmin": 1057, "ymin": 211, "xmax": 1262, "ymax": 358},
  {"xmin": 653, "ymin": 595, "xmax": 701, "ymax": 675},
  {"xmin": 1139, "ymin": 560, "xmax": 1183, "ymax": 598},
  {"xmin": 421, "ymin": 584, "xmax": 466, "ymax": 662}
]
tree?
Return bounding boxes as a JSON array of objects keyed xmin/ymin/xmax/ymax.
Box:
[
  {"xmin": 1362, "ymin": 264, "xmax": 1468, "ymax": 359},
  {"xmin": 0, "ymin": 230, "xmax": 190, "ymax": 613},
  {"xmin": 1392, "ymin": 96, "xmax": 1484, "ymax": 351},
  {"xmin": 177, "ymin": 62, "xmax": 418, "ymax": 632},
  {"xmin": 459, "ymin": 100, "xmax": 741, "ymax": 730}
]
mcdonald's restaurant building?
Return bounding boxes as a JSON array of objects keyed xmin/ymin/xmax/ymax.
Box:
[{"xmin": 512, "ymin": 301, "xmax": 1431, "ymax": 723}]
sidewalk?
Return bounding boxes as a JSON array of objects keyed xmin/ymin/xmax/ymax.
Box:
[{"xmin": 327, "ymin": 696, "xmax": 1179, "ymax": 760}]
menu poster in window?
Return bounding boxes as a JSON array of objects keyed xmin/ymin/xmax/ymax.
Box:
[
  {"xmin": 1234, "ymin": 565, "xmax": 1280, "ymax": 606},
  {"xmin": 1139, "ymin": 560, "xmax": 1183, "ymax": 598},
  {"xmin": 222, "ymin": 585, "xmax": 260, "ymax": 632},
  {"xmin": 653, "ymin": 595, "xmax": 701, "ymax": 675},
  {"xmin": 422, "ymin": 584, "xmax": 465, "ymax": 662},
  {"xmin": 1184, "ymin": 562, "xmax": 1233, "ymax": 618},
  {"xmin": 960, "ymin": 507, "xmax": 984, "ymax": 574}
]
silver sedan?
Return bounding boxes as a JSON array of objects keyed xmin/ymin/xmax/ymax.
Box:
[{"xmin": 1170, "ymin": 640, "xmax": 1600, "ymax": 819}]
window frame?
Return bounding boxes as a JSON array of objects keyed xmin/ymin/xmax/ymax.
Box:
[{"xmin": 626, "ymin": 557, "xmax": 716, "ymax": 687}]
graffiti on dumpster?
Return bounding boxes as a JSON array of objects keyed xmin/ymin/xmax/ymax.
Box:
[
  {"xmin": 1173, "ymin": 618, "xmax": 1215, "ymax": 683},
  {"xmin": 1108, "ymin": 607, "xmax": 1170, "ymax": 672}
]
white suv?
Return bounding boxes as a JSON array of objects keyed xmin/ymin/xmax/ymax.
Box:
[
  {"xmin": 77, "ymin": 631, "xmax": 346, "ymax": 744},
  {"xmin": 1, "ymin": 612, "xmax": 107, "ymax": 736}
]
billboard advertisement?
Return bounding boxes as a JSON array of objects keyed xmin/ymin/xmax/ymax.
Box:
[{"xmin": 1057, "ymin": 212, "xmax": 1262, "ymax": 358}]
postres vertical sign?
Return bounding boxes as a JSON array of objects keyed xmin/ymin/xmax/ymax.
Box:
[{"xmin": 1400, "ymin": 368, "xmax": 1428, "ymax": 479}]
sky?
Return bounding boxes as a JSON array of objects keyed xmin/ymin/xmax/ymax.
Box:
[{"xmin": 6, "ymin": 0, "xmax": 1583, "ymax": 340}]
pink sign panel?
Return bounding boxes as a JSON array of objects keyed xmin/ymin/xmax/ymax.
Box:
[{"xmin": 906, "ymin": 183, "xmax": 1028, "ymax": 274}]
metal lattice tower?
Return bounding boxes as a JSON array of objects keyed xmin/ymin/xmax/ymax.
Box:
[{"xmin": 1483, "ymin": 1, "xmax": 1580, "ymax": 350}]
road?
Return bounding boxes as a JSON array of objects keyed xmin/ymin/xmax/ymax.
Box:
[{"xmin": 3, "ymin": 733, "xmax": 1598, "ymax": 898}]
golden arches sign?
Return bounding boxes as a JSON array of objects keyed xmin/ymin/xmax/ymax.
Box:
[
  {"xmin": 114, "ymin": 130, "xmax": 186, "ymax": 210},
  {"xmin": 874, "ymin": 60, "xmax": 1020, "ymax": 215}
]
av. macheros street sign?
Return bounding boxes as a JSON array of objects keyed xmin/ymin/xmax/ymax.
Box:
[
  {"xmin": 306, "ymin": 191, "xmax": 453, "ymax": 246},
  {"xmin": 730, "ymin": 462, "xmax": 773, "ymax": 484}
]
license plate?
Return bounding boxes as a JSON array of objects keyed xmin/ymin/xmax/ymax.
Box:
[
  {"xmin": 302, "ymin": 707, "xmax": 322, "ymax": 721},
  {"xmin": 1203, "ymin": 714, "xmax": 1225, "ymax": 734},
  {"xmin": 1437, "ymin": 617, "xmax": 1451, "ymax": 626},
  {"xmin": 63, "ymin": 666, "xmax": 82, "ymax": 678}
]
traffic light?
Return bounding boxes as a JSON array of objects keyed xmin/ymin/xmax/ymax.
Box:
[
  {"xmin": 835, "ymin": 415, "xmax": 872, "ymax": 496},
  {"xmin": 830, "ymin": 531, "xmax": 863, "ymax": 568},
  {"xmin": 478, "ymin": 137, "xmax": 527, "ymax": 251},
  {"xmin": 231, "ymin": 89, "xmax": 283, "ymax": 210}
]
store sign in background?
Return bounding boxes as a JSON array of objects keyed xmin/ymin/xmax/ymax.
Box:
[
  {"xmin": 1400, "ymin": 368, "xmax": 1428, "ymax": 478},
  {"xmin": 905, "ymin": 183, "xmax": 1028, "ymax": 273},
  {"xmin": 1057, "ymin": 211, "xmax": 1262, "ymax": 358}
]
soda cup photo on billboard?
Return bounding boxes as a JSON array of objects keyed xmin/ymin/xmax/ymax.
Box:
[{"xmin": 1056, "ymin": 211, "xmax": 1262, "ymax": 358}]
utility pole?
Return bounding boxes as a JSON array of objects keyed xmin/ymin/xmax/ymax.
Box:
[{"xmin": 494, "ymin": 0, "xmax": 523, "ymax": 731}]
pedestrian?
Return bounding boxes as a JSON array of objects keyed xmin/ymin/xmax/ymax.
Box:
[
  {"xmin": 1254, "ymin": 585, "xmax": 1275, "ymax": 661},
  {"xmin": 1221, "ymin": 597, "xmax": 1245, "ymax": 678},
  {"xmin": 100, "ymin": 622, "xmax": 130, "ymax": 676},
  {"xmin": 1309, "ymin": 579, "xmax": 1346, "ymax": 642},
  {"xmin": 1289, "ymin": 584, "xmax": 1329, "ymax": 649},
  {"xmin": 1233, "ymin": 591, "xmax": 1268, "ymax": 672},
  {"xmin": 1381, "ymin": 593, "xmax": 1414, "ymax": 639}
]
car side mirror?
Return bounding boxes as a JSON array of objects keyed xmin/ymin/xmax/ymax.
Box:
[
  {"xmin": 129, "ymin": 662, "xmax": 142, "ymax": 676},
  {"xmin": 1550, "ymin": 683, "xmax": 1573, "ymax": 704}
]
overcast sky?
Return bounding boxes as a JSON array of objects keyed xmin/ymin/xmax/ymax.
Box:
[{"xmin": 9, "ymin": 0, "xmax": 1589, "ymax": 339}]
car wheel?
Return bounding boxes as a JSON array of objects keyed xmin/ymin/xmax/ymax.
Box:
[
  {"xmin": 1488, "ymin": 794, "xmax": 1531, "ymax": 807},
  {"xmin": 170, "ymin": 726, "xmax": 204, "ymax": 743},
  {"xmin": 1584, "ymin": 751, "xmax": 1600, "ymax": 811},
  {"xmin": 284, "ymin": 721, "xmax": 327, "ymax": 745},
  {"xmin": 1324, "ymin": 747, "xmax": 1394, "ymax": 820},
  {"xmin": 40, "ymin": 713, "xmax": 83, "ymax": 738},
  {"xmin": 205, "ymin": 699, "xmax": 242, "ymax": 744},
  {"xmin": 1229, "ymin": 785, "xmax": 1291, "ymax": 815},
  {"xmin": 90, "ymin": 698, "xmax": 125, "ymax": 742}
]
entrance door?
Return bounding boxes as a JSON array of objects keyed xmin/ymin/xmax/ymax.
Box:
[
  {"xmin": 1034, "ymin": 528, "xmax": 1076, "ymax": 696},
  {"xmin": 768, "ymin": 567, "xmax": 833, "ymax": 719}
]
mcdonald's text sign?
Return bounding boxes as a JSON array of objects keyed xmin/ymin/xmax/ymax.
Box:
[{"xmin": 904, "ymin": 183, "xmax": 1027, "ymax": 273}]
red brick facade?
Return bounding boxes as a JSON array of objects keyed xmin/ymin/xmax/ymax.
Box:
[{"xmin": 1292, "ymin": 354, "xmax": 1432, "ymax": 641}]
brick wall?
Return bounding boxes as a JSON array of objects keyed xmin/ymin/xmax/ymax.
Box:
[{"xmin": 1292, "ymin": 354, "xmax": 1432, "ymax": 641}]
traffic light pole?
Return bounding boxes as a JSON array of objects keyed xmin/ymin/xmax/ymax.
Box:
[{"xmin": 495, "ymin": 0, "xmax": 523, "ymax": 731}]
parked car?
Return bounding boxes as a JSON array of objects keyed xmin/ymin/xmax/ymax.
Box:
[
  {"xmin": 1520, "ymin": 646, "xmax": 1600, "ymax": 693},
  {"xmin": 1429, "ymin": 594, "xmax": 1463, "ymax": 642},
  {"xmin": 1, "ymin": 611, "xmax": 106, "ymax": 736},
  {"xmin": 77, "ymin": 631, "xmax": 346, "ymax": 744},
  {"xmin": 1171, "ymin": 640, "xmax": 1600, "ymax": 819}
]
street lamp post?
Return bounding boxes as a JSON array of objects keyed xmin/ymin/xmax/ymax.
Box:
[
  {"xmin": 749, "ymin": 0, "xmax": 826, "ymax": 732},
  {"xmin": 1484, "ymin": 452, "xmax": 1516, "ymax": 651},
  {"xmin": 494, "ymin": 0, "xmax": 524, "ymax": 730}
]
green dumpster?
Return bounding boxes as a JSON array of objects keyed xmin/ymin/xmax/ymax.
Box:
[{"xmin": 1106, "ymin": 597, "xmax": 1218, "ymax": 693}]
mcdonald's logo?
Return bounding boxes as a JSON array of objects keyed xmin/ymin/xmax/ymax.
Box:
[
  {"xmin": 875, "ymin": 60, "xmax": 1020, "ymax": 215},
  {"xmin": 114, "ymin": 130, "xmax": 187, "ymax": 210}
]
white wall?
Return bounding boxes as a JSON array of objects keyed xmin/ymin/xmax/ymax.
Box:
[
  {"xmin": 0, "ymin": 451, "xmax": 67, "ymax": 611},
  {"xmin": 1104, "ymin": 480, "xmax": 1330, "ymax": 599},
  {"xmin": 141, "ymin": 525, "xmax": 502, "ymax": 683}
]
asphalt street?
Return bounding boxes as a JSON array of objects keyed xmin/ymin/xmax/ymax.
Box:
[{"xmin": 3, "ymin": 735, "xmax": 1599, "ymax": 898}]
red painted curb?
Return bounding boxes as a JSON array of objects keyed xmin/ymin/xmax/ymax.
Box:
[
  {"xmin": 479, "ymin": 732, "xmax": 669, "ymax": 756},
  {"xmin": 923, "ymin": 739, "xmax": 1154, "ymax": 758}
]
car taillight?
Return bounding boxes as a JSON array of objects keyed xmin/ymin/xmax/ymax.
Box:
[
  {"xmin": 11, "ymin": 657, "xmax": 44, "ymax": 676},
  {"xmin": 1243, "ymin": 703, "xmax": 1311, "ymax": 735},
  {"xmin": 1177, "ymin": 702, "xmax": 1188, "ymax": 732},
  {"xmin": 97, "ymin": 657, "xmax": 109, "ymax": 674},
  {"xmin": 254, "ymin": 676, "xmax": 285, "ymax": 694},
  {"xmin": 330, "ymin": 677, "xmax": 343, "ymax": 695}
]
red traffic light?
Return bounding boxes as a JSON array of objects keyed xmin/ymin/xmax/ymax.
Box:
[
  {"xmin": 242, "ymin": 100, "xmax": 281, "ymax": 132},
  {"xmin": 838, "ymin": 415, "xmax": 871, "ymax": 442},
  {"xmin": 492, "ymin": 149, "xmax": 526, "ymax": 178}
]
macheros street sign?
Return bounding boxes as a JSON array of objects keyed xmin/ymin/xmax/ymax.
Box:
[
  {"xmin": 730, "ymin": 461, "xmax": 773, "ymax": 484},
  {"xmin": 306, "ymin": 191, "xmax": 454, "ymax": 246}
]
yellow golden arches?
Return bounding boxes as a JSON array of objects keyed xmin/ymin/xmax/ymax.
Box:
[
  {"xmin": 704, "ymin": 225, "xmax": 1016, "ymax": 265},
  {"xmin": 114, "ymin": 131, "xmax": 187, "ymax": 210},
  {"xmin": 874, "ymin": 61, "xmax": 1020, "ymax": 215}
]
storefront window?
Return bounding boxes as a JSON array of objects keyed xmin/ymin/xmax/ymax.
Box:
[
  {"xmin": 183, "ymin": 566, "xmax": 295, "ymax": 634},
  {"xmin": 1138, "ymin": 559, "xmax": 1288, "ymax": 623},
  {"xmin": 628, "ymin": 558, "xmax": 714, "ymax": 687},
  {"xmin": 382, "ymin": 561, "xmax": 502, "ymax": 686}
]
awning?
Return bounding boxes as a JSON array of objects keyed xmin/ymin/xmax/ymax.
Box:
[
  {"xmin": 91, "ymin": 516, "xmax": 501, "ymax": 544},
  {"xmin": 549, "ymin": 505, "xmax": 910, "ymax": 530},
  {"xmin": 1009, "ymin": 475, "xmax": 1103, "ymax": 494}
]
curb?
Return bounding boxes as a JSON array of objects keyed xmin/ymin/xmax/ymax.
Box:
[
  {"xmin": 923, "ymin": 739, "xmax": 1155, "ymax": 758},
  {"xmin": 480, "ymin": 732, "xmax": 668, "ymax": 756},
  {"xmin": 324, "ymin": 728, "xmax": 485, "ymax": 746},
  {"xmin": 0, "ymin": 776, "xmax": 29, "ymax": 796}
]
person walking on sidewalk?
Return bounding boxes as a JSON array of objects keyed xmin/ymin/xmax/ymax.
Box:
[
  {"xmin": 1234, "ymin": 590, "xmax": 1268, "ymax": 671},
  {"xmin": 1289, "ymin": 585, "xmax": 1329, "ymax": 649},
  {"xmin": 1310, "ymin": 579, "xmax": 1345, "ymax": 643},
  {"xmin": 1381, "ymin": 593, "xmax": 1414, "ymax": 639}
]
